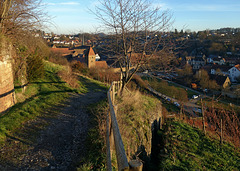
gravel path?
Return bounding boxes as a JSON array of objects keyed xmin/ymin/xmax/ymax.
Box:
[{"xmin": 0, "ymin": 89, "xmax": 106, "ymax": 171}]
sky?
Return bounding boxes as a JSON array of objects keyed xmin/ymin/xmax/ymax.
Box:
[{"xmin": 41, "ymin": 0, "xmax": 240, "ymax": 34}]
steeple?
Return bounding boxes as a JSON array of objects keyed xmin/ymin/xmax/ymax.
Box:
[{"xmin": 86, "ymin": 47, "xmax": 96, "ymax": 68}]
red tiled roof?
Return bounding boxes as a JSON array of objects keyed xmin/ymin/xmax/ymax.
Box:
[
  {"xmin": 95, "ymin": 61, "xmax": 108, "ymax": 69},
  {"xmin": 50, "ymin": 48, "xmax": 74, "ymax": 54},
  {"xmin": 235, "ymin": 64, "xmax": 240, "ymax": 71},
  {"xmin": 88, "ymin": 47, "xmax": 96, "ymax": 56}
]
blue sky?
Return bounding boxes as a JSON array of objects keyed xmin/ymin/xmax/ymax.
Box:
[{"xmin": 42, "ymin": 0, "xmax": 240, "ymax": 34}]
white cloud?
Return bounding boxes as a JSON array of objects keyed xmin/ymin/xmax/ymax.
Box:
[{"xmin": 59, "ymin": 2, "xmax": 80, "ymax": 5}]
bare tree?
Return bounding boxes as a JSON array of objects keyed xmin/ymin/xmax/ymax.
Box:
[
  {"xmin": 93, "ymin": 0, "xmax": 173, "ymax": 91},
  {"xmin": 0, "ymin": 0, "xmax": 48, "ymax": 37},
  {"xmin": 0, "ymin": 0, "xmax": 49, "ymax": 87}
]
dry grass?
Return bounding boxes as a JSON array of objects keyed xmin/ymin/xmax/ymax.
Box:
[
  {"xmin": 116, "ymin": 90, "xmax": 162, "ymax": 159},
  {"xmin": 48, "ymin": 51, "xmax": 69, "ymax": 66},
  {"xmin": 57, "ymin": 66, "xmax": 80, "ymax": 89}
]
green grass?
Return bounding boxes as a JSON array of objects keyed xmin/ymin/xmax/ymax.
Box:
[
  {"xmin": 77, "ymin": 75, "xmax": 108, "ymax": 93},
  {"xmin": 158, "ymin": 120, "xmax": 240, "ymax": 170},
  {"xmin": 142, "ymin": 77, "xmax": 189, "ymax": 101},
  {"xmin": 142, "ymin": 76, "xmax": 197, "ymax": 99},
  {"xmin": 116, "ymin": 91, "xmax": 162, "ymax": 164},
  {"xmin": 0, "ymin": 61, "xmax": 109, "ymax": 167},
  {"xmin": 77, "ymin": 100, "xmax": 108, "ymax": 171},
  {"xmin": 162, "ymin": 102, "xmax": 180, "ymax": 113},
  {"xmin": 0, "ymin": 61, "xmax": 79, "ymax": 141}
]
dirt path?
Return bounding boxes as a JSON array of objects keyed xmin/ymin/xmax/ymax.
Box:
[{"xmin": 0, "ymin": 88, "xmax": 107, "ymax": 170}]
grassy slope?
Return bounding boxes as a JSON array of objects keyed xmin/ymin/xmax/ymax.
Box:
[
  {"xmin": 0, "ymin": 61, "xmax": 109, "ymax": 168},
  {"xmin": 116, "ymin": 91, "xmax": 162, "ymax": 169},
  {"xmin": 0, "ymin": 61, "xmax": 78, "ymax": 141},
  {"xmin": 142, "ymin": 76, "xmax": 195, "ymax": 99},
  {"xmin": 159, "ymin": 120, "xmax": 240, "ymax": 170}
]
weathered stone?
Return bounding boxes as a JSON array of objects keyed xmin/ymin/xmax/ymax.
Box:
[{"xmin": 0, "ymin": 40, "xmax": 15, "ymax": 113}]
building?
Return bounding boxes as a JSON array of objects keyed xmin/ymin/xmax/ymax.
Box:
[
  {"xmin": 209, "ymin": 74, "xmax": 231, "ymax": 89},
  {"xmin": 212, "ymin": 57, "xmax": 225, "ymax": 65},
  {"xmin": 73, "ymin": 46, "xmax": 108, "ymax": 69},
  {"xmin": 209, "ymin": 65, "xmax": 231, "ymax": 75},
  {"xmin": 187, "ymin": 56, "xmax": 205, "ymax": 70},
  {"xmin": 228, "ymin": 64, "xmax": 240, "ymax": 82},
  {"xmin": 85, "ymin": 46, "xmax": 96, "ymax": 68}
]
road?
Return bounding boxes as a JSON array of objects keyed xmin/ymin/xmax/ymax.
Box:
[{"xmin": 147, "ymin": 85, "xmax": 201, "ymax": 117}]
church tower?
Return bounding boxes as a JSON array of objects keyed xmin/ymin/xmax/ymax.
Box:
[{"xmin": 86, "ymin": 47, "xmax": 96, "ymax": 68}]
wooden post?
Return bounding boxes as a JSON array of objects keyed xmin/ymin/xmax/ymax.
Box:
[
  {"xmin": 201, "ymin": 99, "xmax": 206, "ymax": 135},
  {"xmin": 129, "ymin": 160, "xmax": 143, "ymax": 171},
  {"xmin": 220, "ymin": 119, "xmax": 223, "ymax": 144},
  {"xmin": 112, "ymin": 83, "xmax": 115, "ymax": 105},
  {"xmin": 106, "ymin": 111, "xmax": 113, "ymax": 171}
]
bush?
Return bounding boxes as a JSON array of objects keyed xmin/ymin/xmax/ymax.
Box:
[
  {"xmin": 48, "ymin": 51, "xmax": 69, "ymax": 66},
  {"xmin": 26, "ymin": 50, "xmax": 45, "ymax": 81},
  {"xmin": 71, "ymin": 61, "xmax": 89, "ymax": 75},
  {"xmin": 57, "ymin": 66, "xmax": 80, "ymax": 88}
]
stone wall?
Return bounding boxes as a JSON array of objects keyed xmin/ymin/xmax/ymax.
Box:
[{"xmin": 0, "ymin": 40, "xmax": 15, "ymax": 113}]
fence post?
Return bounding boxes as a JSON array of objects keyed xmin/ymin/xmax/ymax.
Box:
[
  {"xmin": 112, "ymin": 83, "xmax": 115, "ymax": 105},
  {"xmin": 129, "ymin": 160, "xmax": 143, "ymax": 171},
  {"xmin": 106, "ymin": 111, "xmax": 112, "ymax": 171},
  {"xmin": 201, "ymin": 99, "xmax": 206, "ymax": 135},
  {"xmin": 117, "ymin": 81, "xmax": 121, "ymax": 95},
  {"xmin": 220, "ymin": 119, "xmax": 223, "ymax": 144}
]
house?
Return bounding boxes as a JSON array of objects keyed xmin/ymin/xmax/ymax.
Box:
[
  {"xmin": 228, "ymin": 64, "xmax": 240, "ymax": 82},
  {"xmin": 209, "ymin": 74, "xmax": 231, "ymax": 89},
  {"xmin": 95, "ymin": 61, "xmax": 108, "ymax": 69},
  {"xmin": 187, "ymin": 56, "xmax": 205, "ymax": 70},
  {"xmin": 213, "ymin": 57, "xmax": 225, "ymax": 65},
  {"xmin": 209, "ymin": 65, "xmax": 231, "ymax": 75},
  {"xmin": 207, "ymin": 55, "xmax": 219, "ymax": 64},
  {"xmin": 225, "ymin": 57, "xmax": 240, "ymax": 66}
]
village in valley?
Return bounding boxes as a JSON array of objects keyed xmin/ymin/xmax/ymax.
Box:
[
  {"xmin": 1, "ymin": 0, "xmax": 240, "ymax": 169},
  {"xmin": 42, "ymin": 27, "xmax": 240, "ymax": 104}
]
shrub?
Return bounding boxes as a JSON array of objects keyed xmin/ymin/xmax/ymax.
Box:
[
  {"xmin": 71, "ymin": 61, "xmax": 89, "ymax": 75},
  {"xmin": 57, "ymin": 66, "xmax": 80, "ymax": 88},
  {"xmin": 26, "ymin": 49, "xmax": 45, "ymax": 81},
  {"xmin": 48, "ymin": 51, "xmax": 69, "ymax": 66}
]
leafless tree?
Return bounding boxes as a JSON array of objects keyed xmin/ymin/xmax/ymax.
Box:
[
  {"xmin": 0, "ymin": 0, "xmax": 50, "ymax": 86},
  {"xmin": 0, "ymin": 0, "xmax": 48, "ymax": 38},
  {"xmin": 93, "ymin": 0, "xmax": 173, "ymax": 91}
]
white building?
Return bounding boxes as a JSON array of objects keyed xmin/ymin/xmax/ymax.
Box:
[{"xmin": 228, "ymin": 64, "xmax": 240, "ymax": 82}]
